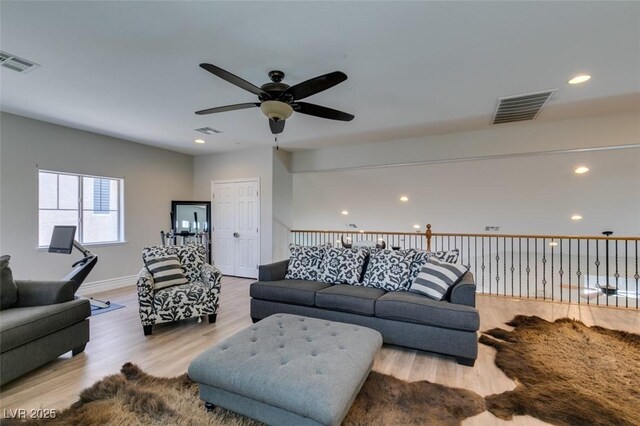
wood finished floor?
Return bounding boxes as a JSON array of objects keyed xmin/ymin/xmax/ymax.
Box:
[{"xmin": 1, "ymin": 276, "xmax": 638, "ymax": 425}]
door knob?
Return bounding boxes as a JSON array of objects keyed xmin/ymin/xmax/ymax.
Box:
[{"xmin": 233, "ymin": 232, "xmax": 240, "ymax": 238}]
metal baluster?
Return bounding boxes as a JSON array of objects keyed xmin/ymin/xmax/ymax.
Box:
[
  {"xmin": 633, "ymin": 240, "xmax": 640, "ymax": 309},
  {"xmin": 586, "ymin": 239, "xmax": 590, "ymax": 305},
  {"xmin": 467, "ymin": 236, "xmax": 471, "ymax": 269},
  {"xmin": 615, "ymin": 240, "xmax": 619, "ymax": 308},
  {"xmin": 542, "ymin": 238, "xmax": 547, "ymax": 300},
  {"xmin": 625, "ymin": 241, "xmax": 628, "ymax": 308},
  {"xmin": 511, "ymin": 238, "xmax": 515, "ymax": 297},
  {"xmin": 576, "ymin": 240, "xmax": 581, "ymax": 305},
  {"xmin": 526, "ymin": 238, "xmax": 530, "ymax": 298},
  {"xmin": 496, "ymin": 237, "xmax": 507, "ymax": 296},
  {"xmin": 474, "ymin": 237, "xmax": 478, "ymax": 281},
  {"xmin": 489, "ymin": 237, "xmax": 492, "ymax": 295},
  {"xmin": 550, "ymin": 238, "xmax": 554, "ymax": 301},
  {"xmin": 559, "ymin": 239, "xmax": 564, "ymax": 303},
  {"xmin": 595, "ymin": 240, "xmax": 600, "ymax": 306},
  {"xmin": 534, "ymin": 238, "xmax": 538, "ymax": 299},
  {"xmin": 481, "ymin": 237, "xmax": 486, "ymax": 294},
  {"xmin": 495, "ymin": 237, "xmax": 500, "ymax": 296},
  {"xmin": 518, "ymin": 238, "xmax": 522, "ymax": 298},
  {"xmin": 568, "ymin": 239, "xmax": 572, "ymax": 304}
]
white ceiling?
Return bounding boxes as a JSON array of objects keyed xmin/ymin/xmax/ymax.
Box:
[{"xmin": 1, "ymin": 1, "xmax": 639, "ymax": 155}]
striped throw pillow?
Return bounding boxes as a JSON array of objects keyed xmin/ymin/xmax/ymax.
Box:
[
  {"xmin": 145, "ymin": 255, "xmax": 188, "ymax": 290},
  {"xmin": 410, "ymin": 257, "xmax": 469, "ymax": 301}
]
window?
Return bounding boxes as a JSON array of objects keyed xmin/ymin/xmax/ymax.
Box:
[{"xmin": 38, "ymin": 170, "xmax": 124, "ymax": 246}]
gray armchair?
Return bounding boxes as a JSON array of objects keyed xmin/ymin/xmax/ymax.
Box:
[{"xmin": 0, "ymin": 257, "xmax": 90, "ymax": 386}]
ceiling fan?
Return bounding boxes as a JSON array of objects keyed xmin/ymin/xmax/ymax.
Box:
[{"xmin": 195, "ymin": 64, "xmax": 354, "ymax": 135}]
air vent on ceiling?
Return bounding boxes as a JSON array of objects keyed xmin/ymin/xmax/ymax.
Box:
[
  {"xmin": 195, "ymin": 126, "xmax": 223, "ymax": 135},
  {"xmin": 492, "ymin": 89, "xmax": 556, "ymax": 124},
  {"xmin": 0, "ymin": 51, "xmax": 40, "ymax": 74}
]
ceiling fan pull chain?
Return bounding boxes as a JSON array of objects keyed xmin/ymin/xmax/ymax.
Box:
[{"xmin": 275, "ymin": 135, "xmax": 279, "ymax": 150}]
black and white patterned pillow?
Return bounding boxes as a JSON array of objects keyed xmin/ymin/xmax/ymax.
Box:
[
  {"xmin": 362, "ymin": 249, "xmax": 416, "ymax": 291},
  {"xmin": 407, "ymin": 249, "xmax": 460, "ymax": 286},
  {"xmin": 318, "ymin": 247, "xmax": 367, "ymax": 285},
  {"xmin": 285, "ymin": 244, "xmax": 327, "ymax": 281},
  {"xmin": 144, "ymin": 255, "xmax": 189, "ymax": 290},
  {"xmin": 409, "ymin": 257, "xmax": 469, "ymax": 301}
]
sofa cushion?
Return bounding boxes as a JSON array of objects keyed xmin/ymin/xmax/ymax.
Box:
[
  {"xmin": 407, "ymin": 249, "xmax": 460, "ymax": 285},
  {"xmin": 363, "ymin": 249, "xmax": 415, "ymax": 291},
  {"xmin": 0, "ymin": 298, "xmax": 91, "ymax": 353},
  {"xmin": 250, "ymin": 280, "xmax": 332, "ymax": 307},
  {"xmin": 0, "ymin": 255, "xmax": 17, "ymax": 310},
  {"xmin": 375, "ymin": 291, "xmax": 479, "ymax": 332},
  {"xmin": 410, "ymin": 258, "xmax": 470, "ymax": 301},
  {"xmin": 318, "ymin": 247, "xmax": 367, "ymax": 285},
  {"xmin": 315, "ymin": 284, "xmax": 386, "ymax": 316},
  {"xmin": 153, "ymin": 281, "xmax": 208, "ymax": 311},
  {"xmin": 285, "ymin": 244, "xmax": 326, "ymax": 281}
]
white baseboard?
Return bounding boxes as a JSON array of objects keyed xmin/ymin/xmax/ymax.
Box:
[{"xmin": 78, "ymin": 275, "xmax": 137, "ymax": 295}]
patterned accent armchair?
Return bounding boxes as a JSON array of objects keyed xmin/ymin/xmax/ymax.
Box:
[{"xmin": 136, "ymin": 244, "xmax": 222, "ymax": 336}]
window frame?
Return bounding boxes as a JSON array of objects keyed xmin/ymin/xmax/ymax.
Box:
[{"xmin": 37, "ymin": 169, "xmax": 125, "ymax": 248}]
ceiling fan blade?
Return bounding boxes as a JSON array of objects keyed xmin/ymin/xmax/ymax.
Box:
[
  {"xmin": 269, "ymin": 119, "xmax": 285, "ymax": 134},
  {"xmin": 195, "ymin": 102, "xmax": 259, "ymax": 115},
  {"xmin": 199, "ymin": 63, "xmax": 268, "ymax": 97},
  {"xmin": 284, "ymin": 71, "xmax": 347, "ymax": 100},
  {"xmin": 294, "ymin": 102, "xmax": 354, "ymax": 121}
]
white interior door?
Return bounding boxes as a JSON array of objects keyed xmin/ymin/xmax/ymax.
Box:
[{"xmin": 212, "ymin": 179, "xmax": 259, "ymax": 278}]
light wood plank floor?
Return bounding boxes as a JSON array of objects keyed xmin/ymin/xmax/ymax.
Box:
[{"xmin": 1, "ymin": 277, "xmax": 638, "ymax": 425}]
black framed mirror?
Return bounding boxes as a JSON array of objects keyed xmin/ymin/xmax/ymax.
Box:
[{"xmin": 171, "ymin": 201, "xmax": 211, "ymax": 262}]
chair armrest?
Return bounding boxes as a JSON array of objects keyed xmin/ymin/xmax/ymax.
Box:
[
  {"xmin": 136, "ymin": 267, "xmax": 155, "ymax": 303},
  {"xmin": 258, "ymin": 260, "xmax": 290, "ymax": 281},
  {"xmin": 14, "ymin": 280, "xmax": 75, "ymax": 307},
  {"xmin": 449, "ymin": 271, "xmax": 477, "ymax": 307},
  {"xmin": 201, "ymin": 263, "xmax": 222, "ymax": 291}
]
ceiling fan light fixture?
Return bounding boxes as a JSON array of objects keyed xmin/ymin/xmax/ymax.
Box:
[{"xmin": 260, "ymin": 100, "xmax": 293, "ymax": 121}]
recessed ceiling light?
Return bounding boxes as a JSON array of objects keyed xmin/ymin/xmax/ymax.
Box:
[
  {"xmin": 400, "ymin": 196, "xmax": 409, "ymax": 202},
  {"xmin": 413, "ymin": 224, "xmax": 421, "ymax": 229},
  {"xmin": 194, "ymin": 139, "xmax": 205, "ymax": 144},
  {"xmin": 549, "ymin": 241, "xmax": 558, "ymax": 247},
  {"xmin": 568, "ymin": 75, "xmax": 591, "ymax": 85},
  {"xmin": 574, "ymin": 166, "xmax": 589, "ymax": 174},
  {"xmin": 571, "ymin": 215, "xmax": 583, "ymax": 221},
  {"xmin": 341, "ymin": 210, "xmax": 349, "ymax": 215}
]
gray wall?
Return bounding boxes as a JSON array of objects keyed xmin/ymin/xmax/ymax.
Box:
[
  {"xmin": 0, "ymin": 113, "xmax": 193, "ymax": 282},
  {"xmin": 272, "ymin": 149, "xmax": 293, "ymax": 262},
  {"xmin": 193, "ymin": 147, "xmax": 274, "ymax": 264}
]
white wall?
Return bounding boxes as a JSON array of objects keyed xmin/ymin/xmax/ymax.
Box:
[
  {"xmin": 272, "ymin": 149, "xmax": 293, "ymax": 261},
  {"xmin": 293, "ymin": 144, "xmax": 640, "ymax": 236},
  {"xmin": 193, "ymin": 147, "xmax": 274, "ymax": 264},
  {"xmin": 291, "ymin": 112, "xmax": 640, "ymax": 173},
  {"xmin": 0, "ymin": 113, "xmax": 193, "ymax": 282}
]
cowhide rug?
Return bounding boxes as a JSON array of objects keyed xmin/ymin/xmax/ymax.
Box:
[
  {"xmin": 13, "ymin": 363, "xmax": 485, "ymax": 426},
  {"xmin": 480, "ymin": 315, "xmax": 640, "ymax": 426}
]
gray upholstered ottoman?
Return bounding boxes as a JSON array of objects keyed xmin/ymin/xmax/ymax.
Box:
[{"xmin": 188, "ymin": 314, "xmax": 383, "ymax": 426}]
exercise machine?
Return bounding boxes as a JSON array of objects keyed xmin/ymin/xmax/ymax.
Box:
[{"xmin": 48, "ymin": 225, "xmax": 109, "ymax": 309}]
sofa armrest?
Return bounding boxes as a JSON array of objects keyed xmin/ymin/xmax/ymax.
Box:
[
  {"xmin": 14, "ymin": 280, "xmax": 75, "ymax": 307},
  {"xmin": 258, "ymin": 260, "xmax": 290, "ymax": 281},
  {"xmin": 449, "ymin": 272, "xmax": 477, "ymax": 307}
]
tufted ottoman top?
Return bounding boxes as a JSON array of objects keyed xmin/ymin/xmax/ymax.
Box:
[{"xmin": 189, "ymin": 314, "xmax": 382, "ymax": 426}]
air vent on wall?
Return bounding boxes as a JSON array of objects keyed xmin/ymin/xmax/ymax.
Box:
[
  {"xmin": 492, "ymin": 89, "xmax": 556, "ymax": 124},
  {"xmin": 0, "ymin": 51, "xmax": 40, "ymax": 74},
  {"xmin": 195, "ymin": 126, "xmax": 223, "ymax": 135}
]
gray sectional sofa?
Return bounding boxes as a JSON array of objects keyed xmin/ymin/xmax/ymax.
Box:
[{"xmin": 250, "ymin": 259, "xmax": 480, "ymax": 366}]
